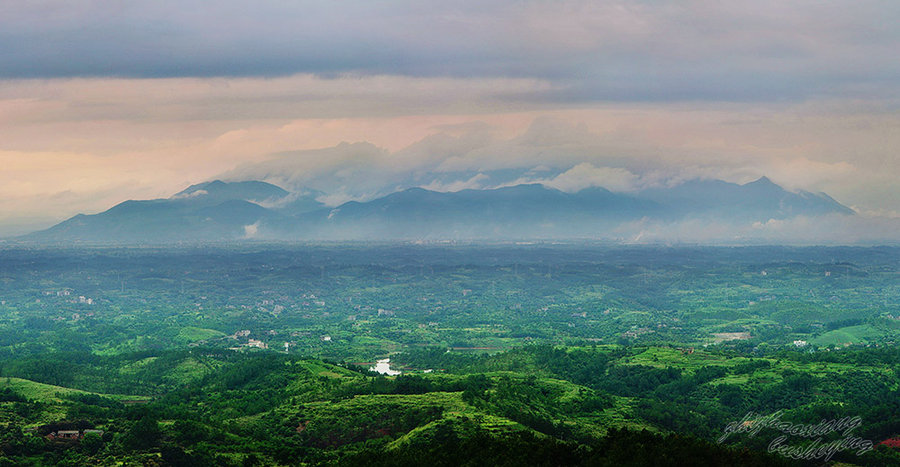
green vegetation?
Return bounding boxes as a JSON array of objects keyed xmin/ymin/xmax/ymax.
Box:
[
  {"xmin": 0, "ymin": 245, "xmax": 897, "ymax": 465},
  {"xmin": 811, "ymin": 324, "xmax": 886, "ymax": 346},
  {"xmin": 175, "ymin": 326, "xmax": 227, "ymax": 344}
]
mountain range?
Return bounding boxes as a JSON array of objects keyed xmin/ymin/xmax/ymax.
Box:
[{"xmin": 22, "ymin": 177, "xmax": 854, "ymax": 244}]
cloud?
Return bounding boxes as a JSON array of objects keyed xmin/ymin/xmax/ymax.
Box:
[
  {"xmin": 0, "ymin": 75, "xmax": 552, "ymax": 124},
  {"xmin": 216, "ymin": 115, "xmax": 893, "ymax": 212},
  {"xmin": 221, "ymin": 142, "xmax": 392, "ymax": 196},
  {"xmin": 1, "ymin": 71, "xmax": 898, "ymax": 236},
  {"xmin": 171, "ymin": 189, "xmax": 207, "ymax": 199},
  {"xmin": 528, "ymin": 163, "xmax": 640, "ymax": 193},
  {"xmin": 421, "ymin": 173, "xmax": 491, "ymax": 192},
  {"xmin": 435, "ymin": 117, "xmax": 610, "ymax": 172},
  {"xmin": 243, "ymin": 222, "xmax": 259, "ymax": 239},
  {"xmin": 758, "ymin": 157, "xmax": 856, "ymax": 191},
  {"xmin": 1, "ymin": 1, "xmax": 899, "ymax": 104},
  {"xmin": 615, "ymin": 213, "xmax": 900, "ymax": 246},
  {"xmin": 1, "ymin": 2, "xmax": 898, "ymax": 244}
]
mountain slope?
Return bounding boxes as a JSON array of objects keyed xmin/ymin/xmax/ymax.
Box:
[
  {"xmin": 26, "ymin": 181, "xmax": 288, "ymax": 243},
  {"xmin": 639, "ymin": 177, "xmax": 854, "ymax": 221},
  {"xmin": 173, "ymin": 180, "xmax": 289, "ymax": 204},
  {"xmin": 21, "ymin": 177, "xmax": 855, "ymax": 243},
  {"xmin": 289, "ymin": 184, "xmax": 664, "ymax": 240}
]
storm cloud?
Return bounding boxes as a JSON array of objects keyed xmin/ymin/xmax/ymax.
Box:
[{"xmin": 2, "ymin": 1, "xmax": 899, "ymax": 103}]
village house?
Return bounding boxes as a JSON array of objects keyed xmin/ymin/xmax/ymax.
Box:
[
  {"xmin": 246, "ymin": 339, "xmax": 268, "ymax": 349},
  {"xmin": 46, "ymin": 429, "xmax": 105, "ymax": 441}
]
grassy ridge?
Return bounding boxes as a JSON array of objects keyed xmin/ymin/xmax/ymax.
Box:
[{"xmin": 0, "ymin": 377, "xmax": 149, "ymax": 403}]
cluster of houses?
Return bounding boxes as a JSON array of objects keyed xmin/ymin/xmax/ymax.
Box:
[
  {"xmin": 74, "ymin": 296, "xmax": 94, "ymax": 305},
  {"xmin": 622, "ymin": 326, "xmax": 654, "ymax": 339},
  {"xmin": 46, "ymin": 429, "xmax": 104, "ymax": 441},
  {"xmin": 246, "ymin": 338, "xmax": 268, "ymax": 349},
  {"xmin": 42, "ymin": 289, "xmax": 95, "ymax": 305},
  {"xmin": 225, "ymin": 326, "xmax": 343, "ymax": 352}
]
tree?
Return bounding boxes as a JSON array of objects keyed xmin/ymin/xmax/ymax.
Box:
[{"xmin": 120, "ymin": 416, "xmax": 160, "ymax": 451}]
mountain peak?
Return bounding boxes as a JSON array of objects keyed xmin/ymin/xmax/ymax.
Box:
[
  {"xmin": 744, "ymin": 176, "xmax": 777, "ymax": 187},
  {"xmin": 497, "ymin": 183, "xmax": 551, "ymax": 192},
  {"xmin": 173, "ymin": 180, "xmax": 289, "ymax": 201},
  {"xmin": 176, "ymin": 180, "xmax": 225, "ymax": 196}
]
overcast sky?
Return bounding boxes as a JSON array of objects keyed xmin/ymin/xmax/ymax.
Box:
[{"xmin": 1, "ymin": 1, "xmax": 899, "ymax": 236}]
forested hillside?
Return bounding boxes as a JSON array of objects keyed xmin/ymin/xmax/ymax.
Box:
[{"xmin": 0, "ymin": 245, "xmax": 897, "ymax": 465}]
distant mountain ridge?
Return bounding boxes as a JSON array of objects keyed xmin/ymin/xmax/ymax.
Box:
[
  {"xmin": 22, "ymin": 177, "xmax": 854, "ymax": 243},
  {"xmin": 638, "ymin": 176, "xmax": 854, "ymax": 220},
  {"xmin": 291, "ymin": 184, "xmax": 666, "ymax": 240},
  {"xmin": 172, "ymin": 180, "xmax": 289, "ymax": 204}
]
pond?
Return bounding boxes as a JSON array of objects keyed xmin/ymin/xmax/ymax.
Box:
[{"xmin": 369, "ymin": 358, "xmax": 401, "ymax": 376}]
